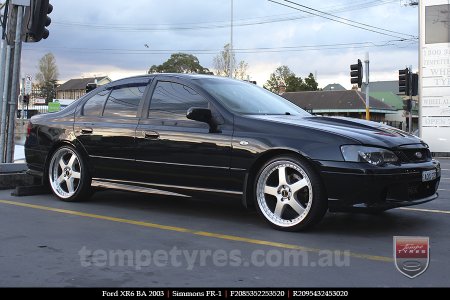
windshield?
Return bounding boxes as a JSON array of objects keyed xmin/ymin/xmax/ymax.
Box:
[{"xmin": 197, "ymin": 78, "xmax": 310, "ymax": 116}]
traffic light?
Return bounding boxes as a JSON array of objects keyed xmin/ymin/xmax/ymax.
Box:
[
  {"xmin": 23, "ymin": 95, "xmax": 30, "ymax": 104},
  {"xmin": 411, "ymin": 73, "xmax": 419, "ymax": 96},
  {"xmin": 399, "ymin": 68, "xmax": 410, "ymax": 95},
  {"xmin": 350, "ymin": 59, "xmax": 363, "ymax": 88},
  {"xmin": 24, "ymin": 0, "xmax": 53, "ymax": 43},
  {"xmin": 403, "ymin": 99, "xmax": 412, "ymax": 112}
]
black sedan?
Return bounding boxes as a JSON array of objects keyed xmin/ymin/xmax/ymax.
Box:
[{"xmin": 25, "ymin": 74, "xmax": 441, "ymax": 231}]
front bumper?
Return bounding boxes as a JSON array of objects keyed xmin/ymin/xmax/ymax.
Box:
[{"xmin": 316, "ymin": 159, "xmax": 441, "ymax": 212}]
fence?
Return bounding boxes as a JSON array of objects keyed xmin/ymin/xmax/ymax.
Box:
[{"xmin": 15, "ymin": 86, "xmax": 54, "ymax": 119}]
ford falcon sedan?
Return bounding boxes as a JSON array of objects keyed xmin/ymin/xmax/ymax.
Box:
[{"xmin": 25, "ymin": 74, "xmax": 441, "ymax": 231}]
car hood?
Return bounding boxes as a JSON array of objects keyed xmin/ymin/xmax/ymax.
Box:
[{"xmin": 247, "ymin": 115, "xmax": 425, "ymax": 148}]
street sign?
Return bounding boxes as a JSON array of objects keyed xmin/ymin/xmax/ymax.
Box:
[
  {"xmin": 25, "ymin": 74, "xmax": 32, "ymax": 95},
  {"xmin": 48, "ymin": 101, "xmax": 61, "ymax": 113}
]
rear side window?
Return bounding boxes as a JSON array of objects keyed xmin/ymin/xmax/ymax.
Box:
[
  {"xmin": 103, "ymin": 84, "xmax": 146, "ymax": 118},
  {"xmin": 149, "ymin": 81, "xmax": 208, "ymax": 119},
  {"xmin": 82, "ymin": 89, "xmax": 110, "ymax": 117}
]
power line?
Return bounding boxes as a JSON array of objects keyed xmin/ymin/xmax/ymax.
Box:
[
  {"xmin": 22, "ymin": 39, "xmax": 417, "ymax": 55},
  {"xmin": 282, "ymin": 0, "xmax": 416, "ymax": 38},
  {"xmin": 52, "ymin": 0, "xmax": 400, "ymax": 32},
  {"xmin": 269, "ymin": 0, "xmax": 416, "ymax": 40}
]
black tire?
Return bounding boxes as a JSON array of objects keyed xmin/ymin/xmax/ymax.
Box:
[
  {"xmin": 47, "ymin": 145, "xmax": 92, "ymax": 202},
  {"xmin": 254, "ymin": 155, "xmax": 327, "ymax": 231}
]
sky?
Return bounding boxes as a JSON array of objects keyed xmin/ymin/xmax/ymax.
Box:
[{"xmin": 17, "ymin": 0, "xmax": 420, "ymax": 89}]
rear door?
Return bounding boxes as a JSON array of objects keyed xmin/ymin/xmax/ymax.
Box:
[{"xmin": 74, "ymin": 78, "xmax": 151, "ymax": 181}]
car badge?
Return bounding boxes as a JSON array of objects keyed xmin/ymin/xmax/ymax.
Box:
[{"xmin": 394, "ymin": 236, "xmax": 430, "ymax": 278}]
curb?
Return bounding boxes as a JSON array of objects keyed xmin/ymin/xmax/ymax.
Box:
[{"xmin": 0, "ymin": 172, "xmax": 38, "ymax": 190}]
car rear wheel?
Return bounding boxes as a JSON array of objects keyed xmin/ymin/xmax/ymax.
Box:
[
  {"xmin": 255, "ymin": 156, "xmax": 327, "ymax": 231},
  {"xmin": 48, "ymin": 146, "xmax": 91, "ymax": 202}
]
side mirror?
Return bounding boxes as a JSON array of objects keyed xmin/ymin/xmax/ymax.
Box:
[{"xmin": 186, "ymin": 107, "xmax": 212, "ymax": 124}]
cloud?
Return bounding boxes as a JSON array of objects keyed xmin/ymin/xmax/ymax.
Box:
[{"xmin": 19, "ymin": 0, "xmax": 419, "ymax": 89}]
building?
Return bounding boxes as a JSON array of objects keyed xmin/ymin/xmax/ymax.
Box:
[
  {"xmin": 282, "ymin": 90, "xmax": 396, "ymax": 123},
  {"xmin": 362, "ymin": 81, "xmax": 398, "ymax": 94},
  {"xmin": 368, "ymin": 92, "xmax": 412, "ymax": 131},
  {"xmin": 323, "ymin": 83, "xmax": 346, "ymax": 91},
  {"xmin": 362, "ymin": 80, "xmax": 419, "ymax": 132},
  {"xmin": 56, "ymin": 76, "xmax": 111, "ymax": 100}
]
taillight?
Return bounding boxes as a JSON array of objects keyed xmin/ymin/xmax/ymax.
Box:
[{"xmin": 27, "ymin": 122, "xmax": 32, "ymax": 137}]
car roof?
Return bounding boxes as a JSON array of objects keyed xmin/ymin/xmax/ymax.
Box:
[{"xmin": 114, "ymin": 73, "xmax": 233, "ymax": 82}]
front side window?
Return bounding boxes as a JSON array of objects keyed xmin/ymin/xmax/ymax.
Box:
[
  {"xmin": 82, "ymin": 89, "xmax": 110, "ymax": 117},
  {"xmin": 103, "ymin": 84, "xmax": 146, "ymax": 118},
  {"xmin": 149, "ymin": 81, "xmax": 208, "ymax": 120}
]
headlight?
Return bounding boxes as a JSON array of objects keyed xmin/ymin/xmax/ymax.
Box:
[{"xmin": 341, "ymin": 145, "xmax": 399, "ymax": 166}]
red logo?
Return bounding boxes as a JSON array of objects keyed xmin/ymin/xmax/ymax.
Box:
[{"xmin": 394, "ymin": 236, "xmax": 429, "ymax": 278}]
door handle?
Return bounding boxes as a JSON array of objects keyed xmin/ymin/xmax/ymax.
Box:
[
  {"xmin": 81, "ymin": 128, "xmax": 93, "ymax": 134},
  {"xmin": 144, "ymin": 131, "xmax": 160, "ymax": 140}
]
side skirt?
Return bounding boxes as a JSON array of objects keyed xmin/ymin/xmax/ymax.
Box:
[{"xmin": 91, "ymin": 178, "xmax": 243, "ymax": 198}]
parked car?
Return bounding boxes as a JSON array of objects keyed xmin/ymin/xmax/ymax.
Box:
[{"xmin": 25, "ymin": 74, "xmax": 441, "ymax": 231}]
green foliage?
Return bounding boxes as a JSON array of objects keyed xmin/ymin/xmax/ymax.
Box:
[
  {"xmin": 213, "ymin": 44, "xmax": 249, "ymax": 80},
  {"xmin": 264, "ymin": 66, "xmax": 318, "ymax": 93},
  {"xmin": 148, "ymin": 53, "xmax": 212, "ymax": 74},
  {"xmin": 35, "ymin": 53, "xmax": 59, "ymax": 103}
]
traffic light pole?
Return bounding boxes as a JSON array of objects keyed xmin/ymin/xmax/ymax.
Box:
[
  {"xmin": 20, "ymin": 77, "xmax": 24, "ymax": 121},
  {"xmin": 5, "ymin": 4, "xmax": 23, "ymax": 162},
  {"xmin": 0, "ymin": 41, "xmax": 11, "ymax": 163},
  {"xmin": 0, "ymin": 38, "xmax": 7, "ymax": 136},
  {"xmin": 364, "ymin": 53, "xmax": 370, "ymax": 121},
  {"xmin": 0, "ymin": 2, "xmax": 13, "ymax": 163},
  {"xmin": 408, "ymin": 65, "xmax": 413, "ymax": 133}
]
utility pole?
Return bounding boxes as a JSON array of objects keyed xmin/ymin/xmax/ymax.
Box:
[
  {"xmin": 408, "ymin": 65, "xmax": 413, "ymax": 133},
  {"xmin": 229, "ymin": 0, "xmax": 234, "ymax": 78},
  {"xmin": 364, "ymin": 52, "xmax": 370, "ymax": 121}
]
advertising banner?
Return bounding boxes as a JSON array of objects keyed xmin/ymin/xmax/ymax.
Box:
[{"xmin": 420, "ymin": 0, "xmax": 450, "ymax": 153}]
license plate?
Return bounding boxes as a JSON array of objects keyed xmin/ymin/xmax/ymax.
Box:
[{"xmin": 422, "ymin": 169, "xmax": 437, "ymax": 182}]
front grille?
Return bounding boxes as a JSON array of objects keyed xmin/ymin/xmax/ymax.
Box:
[
  {"xmin": 394, "ymin": 148, "xmax": 431, "ymax": 163},
  {"xmin": 386, "ymin": 180, "xmax": 438, "ymax": 202}
]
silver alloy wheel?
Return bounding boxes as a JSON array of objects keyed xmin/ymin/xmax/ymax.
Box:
[
  {"xmin": 49, "ymin": 147, "xmax": 82, "ymax": 199},
  {"xmin": 256, "ymin": 160, "xmax": 313, "ymax": 228}
]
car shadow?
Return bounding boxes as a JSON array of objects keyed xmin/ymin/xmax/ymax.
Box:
[{"xmin": 82, "ymin": 189, "xmax": 434, "ymax": 237}]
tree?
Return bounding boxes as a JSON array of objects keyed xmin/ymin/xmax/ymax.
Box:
[
  {"xmin": 148, "ymin": 53, "xmax": 212, "ymax": 74},
  {"xmin": 35, "ymin": 53, "xmax": 59, "ymax": 103},
  {"xmin": 264, "ymin": 66, "xmax": 318, "ymax": 93},
  {"xmin": 213, "ymin": 44, "xmax": 249, "ymax": 80},
  {"xmin": 304, "ymin": 73, "xmax": 319, "ymax": 91}
]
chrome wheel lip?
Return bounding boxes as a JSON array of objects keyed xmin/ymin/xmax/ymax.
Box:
[
  {"xmin": 256, "ymin": 160, "xmax": 313, "ymax": 228},
  {"xmin": 49, "ymin": 147, "xmax": 82, "ymax": 199}
]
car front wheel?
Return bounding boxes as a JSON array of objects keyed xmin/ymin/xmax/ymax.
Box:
[
  {"xmin": 255, "ymin": 156, "xmax": 327, "ymax": 231},
  {"xmin": 48, "ymin": 146, "xmax": 91, "ymax": 202}
]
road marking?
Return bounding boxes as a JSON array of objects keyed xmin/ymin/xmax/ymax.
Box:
[
  {"xmin": 438, "ymin": 189, "xmax": 449, "ymax": 191},
  {"xmin": 0, "ymin": 199, "xmax": 392, "ymax": 263},
  {"xmin": 399, "ymin": 207, "xmax": 450, "ymax": 215}
]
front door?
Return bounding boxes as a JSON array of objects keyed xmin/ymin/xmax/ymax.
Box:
[{"xmin": 135, "ymin": 78, "xmax": 234, "ymax": 191}]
